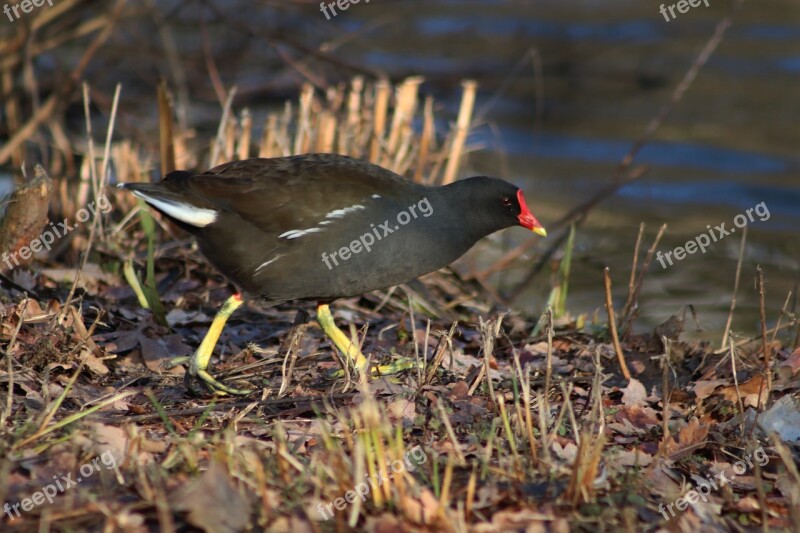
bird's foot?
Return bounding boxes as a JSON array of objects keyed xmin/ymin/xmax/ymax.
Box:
[
  {"xmin": 160, "ymin": 294, "xmax": 252, "ymax": 396},
  {"xmin": 372, "ymin": 356, "xmax": 421, "ymax": 375},
  {"xmin": 162, "ymin": 355, "xmax": 252, "ymax": 396},
  {"xmin": 329, "ymin": 355, "xmax": 421, "ymax": 379}
]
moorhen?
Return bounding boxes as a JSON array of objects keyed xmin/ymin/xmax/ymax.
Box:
[{"xmin": 119, "ymin": 154, "xmax": 546, "ymax": 394}]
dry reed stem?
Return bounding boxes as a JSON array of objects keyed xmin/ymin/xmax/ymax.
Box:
[
  {"xmin": 620, "ymin": 223, "xmax": 667, "ymax": 339},
  {"xmin": 439, "ymin": 453, "xmax": 455, "ymax": 508},
  {"xmin": 565, "ymin": 430, "xmax": 606, "ymax": 506},
  {"xmin": 603, "ymin": 267, "xmax": 632, "ymax": 381},
  {"xmin": 237, "ymin": 108, "xmax": 252, "ymax": 160},
  {"xmin": 728, "ymin": 334, "xmax": 747, "ymax": 436},
  {"xmin": 58, "ymin": 82, "xmax": 120, "ymax": 326},
  {"xmin": 158, "ymin": 80, "xmax": 176, "ymax": 176},
  {"xmin": 316, "ymin": 111, "xmax": 336, "ymax": 153},
  {"xmin": 211, "ymin": 86, "xmax": 237, "ymax": 167},
  {"xmin": 415, "ymin": 96, "xmax": 435, "ymax": 182},
  {"xmin": 1, "ymin": 299, "xmax": 28, "ymax": 426},
  {"xmin": 660, "ymin": 336, "xmax": 671, "ymax": 445},
  {"xmin": 384, "ymin": 77, "xmax": 423, "ymax": 169},
  {"xmin": 769, "ymin": 291, "xmax": 793, "ymax": 348},
  {"xmin": 544, "ymin": 306, "xmax": 554, "ymax": 397},
  {"xmin": 436, "ymin": 399, "xmax": 466, "ymax": 466},
  {"xmin": 516, "ymin": 355, "xmax": 538, "ymax": 462},
  {"xmin": 224, "ymin": 115, "xmax": 236, "ymax": 161},
  {"xmin": 276, "ymin": 101, "xmax": 292, "ymax": 156},
  {"xmin": 756, "ymin": 266, "xmax": 772, "ymax": 409},
  {"xmin": 622, "ymin": 223, "xmax": 645, "ymax": 327},
  {"xmin": 424, "ymin": 322, "xmax": 457, "ymax": 385},
  {"xmin": 721, "ymin": 226, "xmax": 748, "ymax": 350},
  {"xmin": 342, "ymin": 77, "xmax": 364, "ymax": 156},
  {"xmin": 465, "ymin": 464, "xmax": 477, "ymax": 521},
  {"xmin": 441, "ymin": 80, "xmax": 477, "ymax": 185},
  {"xmin": 260, "ymin": 115, "xmax": 278, "ymax": 158}
]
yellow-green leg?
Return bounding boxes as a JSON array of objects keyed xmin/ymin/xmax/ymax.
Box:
[
  {"xmin": 316, "ymin": 303, "xmax": 421, "ymax": 376},
  {"xmin": 164, "ymin": 294, "xmax": 250, "ymax": 395},
  {"xmin": 316, "ymin": 303, "xmax": 368, "ymax": 372}
]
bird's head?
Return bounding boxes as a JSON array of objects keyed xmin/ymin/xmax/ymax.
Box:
[{"xmin": 462, "ymin": 176, "xmax": 547, "ymax": 237}]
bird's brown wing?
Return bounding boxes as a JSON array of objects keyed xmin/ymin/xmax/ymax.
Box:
[{"xmin": 163, "ymin": 154, "xmax": 415, "ymax": 234}]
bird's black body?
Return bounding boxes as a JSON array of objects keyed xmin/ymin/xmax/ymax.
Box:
[{"xmin": 120, "ymin": 154, "xmax": 535, "ymax": 304}]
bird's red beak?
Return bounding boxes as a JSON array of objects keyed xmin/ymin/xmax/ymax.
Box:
[{"xmin": 517, "ymin": 190, "xmax": 547, "ymax": 237}]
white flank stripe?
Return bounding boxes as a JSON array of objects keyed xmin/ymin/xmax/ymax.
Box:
[
  {"xmin": 371, "ymin": 194, "xmax": 381, "ymax": 199},
  {"xmin": 255, "ymin": 254, "xmax": 283, "ymax": 273},
  {"xmin": 278, "ymin": 228, "xmax": 325, "ymax": 240},
  {"xmin": 132, "ymin": 191, "xmax": 218, "ymax": 227},
  {"xmin": 325, "ymin": 204, "xmax": 365, "ymax": 219}
]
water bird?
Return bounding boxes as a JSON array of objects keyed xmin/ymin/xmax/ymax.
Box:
[{"xmin": 119, "ymin": 153, "xmax": 546, "ymax": 394}]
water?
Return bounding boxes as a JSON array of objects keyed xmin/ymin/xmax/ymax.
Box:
[
  {"xmin": 13, "ymin": 0, "xmax": 798, "ymax": 340},
  {"xmin": 328, "ymin": 0, "xmax": 800, "ymax": 338}
]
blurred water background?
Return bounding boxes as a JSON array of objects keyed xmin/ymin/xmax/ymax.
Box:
[{"xmin": 2, "ymin": 0, "xmax": 798, "ymax": 339}]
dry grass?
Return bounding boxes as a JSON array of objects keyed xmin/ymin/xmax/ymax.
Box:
[{"xmin": 0, "ymin": 15, "xmax": 798, "ymax": 529}]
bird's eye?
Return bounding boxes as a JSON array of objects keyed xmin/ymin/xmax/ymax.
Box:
[{"xmin": 501, "ymin": 197, "xmax": 513, "ymax": 207}]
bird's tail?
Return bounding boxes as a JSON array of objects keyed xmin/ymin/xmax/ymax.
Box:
[{"xmin": 117, "ymin": 180, "xmax": 218, "ymax": 228}]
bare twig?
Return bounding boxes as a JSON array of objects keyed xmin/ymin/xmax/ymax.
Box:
[
  {"xmin": 756, "ymin": 266, "xmax": 772, "ymax": 409},
  {"xmin": 603, "ymin": 268, "xmax": 631, "ymax": 381},
  {"xmin": 56, "ymin": 83, "xmax": 121, "ymax": 327},
  {"xmin": 210, "ymin": 86, "xmax": 237, "ymax": 167},
  {"xmin": 721, "ymin": 226, "xmax": 748, "ymax": 350},
  {"xmin": 620, "ymin": 224, "xmax": 668, "ymax": 339},
  {"xmin": 729, "ymin": 334, "xmax": 746, "ymax": 436},
  {"xmin": 622, "ymin": 223, "xmax": 645, "ymax": 324}
]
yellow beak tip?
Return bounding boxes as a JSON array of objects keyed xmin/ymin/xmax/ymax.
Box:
[{"xmin": 534, "ymin": 227, "xmax": 547, "ymax": 237}]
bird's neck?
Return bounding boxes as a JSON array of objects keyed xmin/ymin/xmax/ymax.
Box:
[{"xmin": 430, "ymin": 179, "xmax": 509, "ymax": 240}]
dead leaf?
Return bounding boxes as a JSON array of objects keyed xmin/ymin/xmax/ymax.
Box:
[
  {"xmin": 85, "ymin": 422, "xmax": 128, "ymax": 466},
  {"xmin": 665, "ymin": 418, "xmax": 709, "ymax": 459},
  {"xmin": 606, "ymin": 448, "xmax": 653, "ymax": 468},
  {"xmin": 399, "ymin": 488, "xmax": 440, "ymax": 524},
  {"xmin": 79, "ymin": 346, "xmax": 109, "ymax": 375},
  {"xmin": 172, "ymin": 462, "xmax": 251, "ymax": 533},
  {"xmin": 139, "ymin": 335, "xmax": 192, "ymax": 372},
  {"xmin": 777, "ymin": 347, "xmax": 800, "ymax": 384},
  {"xmin": 621, "ymin": 378, "xmax": 647, "ymax": 408},
  {"xmin": 693, "ymin": 380, "xmax": 726, "ymax": 401},
  {"xmin": 166, "ymin": 308, "xmax": 211, "ymax": 327},
  {"xmin": 719, "ymin": 375, "xmax": 768, "ymax": 408},
  {"xmin": 387, "ymin": 398, "xmax": 416, "ymax": 423}
]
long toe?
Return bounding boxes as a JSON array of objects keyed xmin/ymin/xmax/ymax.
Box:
[
  {"xmin": 191, "ymin": 368, "xmax": 253, "ymax": 396},
  {"xmin": 372, "ymin": 357, "xmax": 421, "ymax": 375},
  {"xmin": 329, "ymin": 354, "xmax": 421, "ymax": 379}
]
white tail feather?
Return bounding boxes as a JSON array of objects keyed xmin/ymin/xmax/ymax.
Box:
[{"xmin": 131, "ymin": 190, "xmax": 218, "ymax": 227}]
